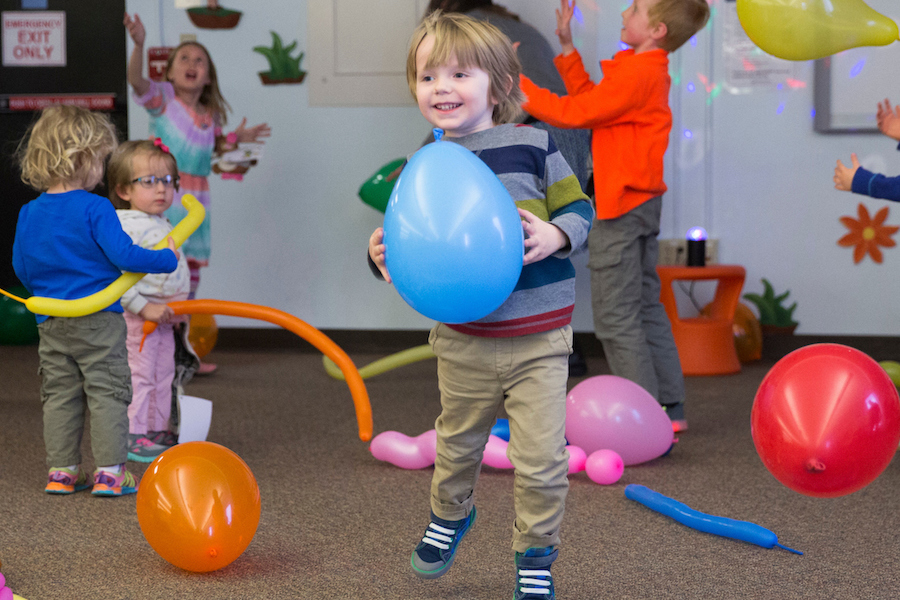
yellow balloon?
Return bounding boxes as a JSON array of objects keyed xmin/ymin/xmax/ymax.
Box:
[
  {"xmin": 322, "ymin": 344, "xmax": 435, "ymax": 380},
  {"xmin": 737, "ymin": 0, "xmax": 899, "ymax": 61},
  {"xmin": 19, "ymin": 195, "xmax": 205, "ymax": 318}
]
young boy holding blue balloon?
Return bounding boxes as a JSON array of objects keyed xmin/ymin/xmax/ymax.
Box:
[
  {"xmin": 368, "ymin": 11, "xmax": 593, "ymax": 600},
  {"xmin": 519, "ymin": 0, "xmax": 710, "ymax": 433}
]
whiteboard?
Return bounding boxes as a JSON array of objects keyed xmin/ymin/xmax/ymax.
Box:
[{"xmin": 814, "ymin": 0, "xmax": 900, "ymax": 132}]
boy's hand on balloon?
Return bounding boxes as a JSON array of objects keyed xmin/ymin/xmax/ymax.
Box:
[
  {"xmin": 833, "ymin": 153, "xmax": 860, "ymax": 192},
  {"xmin": 124, "ymin": 13, "xmax": 145, "ymax": 47},
  {"xmin": 369, "ymin": 228, "xmax": 392, "ymax": 283},
  {"xmin": 520, "ymin": 208, "xmax": 569, "ymax": 265},
  {"xmin": 556, "ymin": 0, "xmax": 577, "ymax": 55},
  {"xmin": 876, "ymin": 99, "xmax": 900, "ymax": 141},
  {"xmin": 140, "ymin": 303, "xmax": 174, "ymax": 324}
]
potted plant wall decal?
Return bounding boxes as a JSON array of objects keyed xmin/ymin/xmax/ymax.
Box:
[
  {"xmin": 743, "ymin": 278, "xmax": 798, "ymax": 336},
  {"xmin": 253, "ymin": 32, "xmax": 307, "ymax": 85}
]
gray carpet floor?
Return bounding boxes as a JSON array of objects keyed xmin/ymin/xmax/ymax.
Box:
[{"xmin": 1, "ymin": 337, "xmax": 900, "ymax": 599}]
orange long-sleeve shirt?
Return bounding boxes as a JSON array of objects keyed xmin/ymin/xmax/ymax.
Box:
[{"xmin": 521, "ymin": 49, "xmax": 671, "ymax": 220}]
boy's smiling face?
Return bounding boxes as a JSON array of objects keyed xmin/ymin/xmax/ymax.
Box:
[{"xmin": 415, "ymin": 34, "xmax": 497, "ymax": 138}]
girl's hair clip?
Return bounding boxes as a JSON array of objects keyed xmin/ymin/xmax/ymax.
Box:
[{"xmin": 153, "ymin": 137, "xmax": 170, "ymax": 154}]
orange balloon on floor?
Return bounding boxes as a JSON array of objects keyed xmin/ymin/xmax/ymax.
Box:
[
  {"xmin": 751, "ymin": 344, "xmax": 900, "ymax": 498},
  {"xmin": 136, "ymin": 442, "xmax": 261, "ymax": 572},
  {"xmin": 702, "ymin": 301, "xmax": 762, "ymax": 363},
  {"xmin": 188, "ymin": 313, "xmax": 219, "ymax": 358}
]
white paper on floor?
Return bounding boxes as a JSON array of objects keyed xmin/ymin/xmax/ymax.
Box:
[{"xmin": 177, "ymin": 395, "xmax": 213, "ymax": 443}]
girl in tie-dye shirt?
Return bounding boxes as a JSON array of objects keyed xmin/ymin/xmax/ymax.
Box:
[{"xmin": 125, "ymin": 13, "xmax": 270, "ymax": 299}]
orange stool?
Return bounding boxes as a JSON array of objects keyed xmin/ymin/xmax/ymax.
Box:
[{"xmin": 657, "ymin": 265, "xmax": 746, "ymax": 376}]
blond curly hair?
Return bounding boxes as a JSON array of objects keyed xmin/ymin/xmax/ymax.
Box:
[
  {"xmin": 407, "ymin": 11, "xmax": 524, "ymax": 126},
  {"xmin": 17, "ymin": 105, "xmax": 118, "ymax": 191}
]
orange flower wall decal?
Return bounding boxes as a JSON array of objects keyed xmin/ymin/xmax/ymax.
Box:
[{"xmin": 838, "ymin": 203, "xmax": 899, "ymax": 264}]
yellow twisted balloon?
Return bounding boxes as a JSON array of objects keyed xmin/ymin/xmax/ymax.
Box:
[{"xmin": 0, "ymin": 195, "xmax": 204, "ymax": 318}]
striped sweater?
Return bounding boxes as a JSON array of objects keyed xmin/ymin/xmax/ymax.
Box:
[{"xmin": 424, "ymin": 124, "xmax": 593, "ymax": 338}]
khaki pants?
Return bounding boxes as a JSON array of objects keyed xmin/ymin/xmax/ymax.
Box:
[
  {"xmin": 38, "ymin": 312, "xmax": 132, "ymax": 468},
  {"xmin": 588, "ymin": 197, "xmax": 685, "ymax": 406},
  {"xmin": 429, "ymin": 323, "xmax": 572, "ymax": 553}
]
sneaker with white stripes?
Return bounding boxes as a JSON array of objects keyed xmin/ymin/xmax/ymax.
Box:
[
  {"xmin": 410, "ymin": 507, "xmax": 476, "ymax": 579},
  {"xmin": 515, "ymin": 546, "xmax": 558, "ymax": 599}
]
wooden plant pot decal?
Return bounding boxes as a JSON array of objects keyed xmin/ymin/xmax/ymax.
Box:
[
  {"xmin": 187, "ymin": 7, "xmax": 242, "ymax": 29},
  {"xmin": 258, "ymin": 72, "xmax": 306, "ymax": 85}
]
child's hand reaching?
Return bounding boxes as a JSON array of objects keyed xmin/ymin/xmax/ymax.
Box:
[
  {"xmin": 167, "ymin": 236, "xmax": 181, "ymax": 260},
  {"xmin": 877, "ymin": 99, "xmax": 900, "ymax": 141},
  {"xmin": 123, "ymin": 13, "xmax": 145, "ymax": 47},
  {"xmin": 234, "ymin": 118, "xmax": 272, "ymax": 145},
  {"xmin": 520, "ymin": 208, "xmax": 569, "ymax": 265},
  {"xmin": 369, "ymin": 227, "xmax": 392, "ymax": 283},
  {"xmin": 556, "ymin": 0, "xmax": 577, "ymax": 55},
  {"xmin": 140, "ymin": 303, "xmax": 175, "ymax": 324},
  {"xmin": 834, "ymin": 154, "xmax": 860, "ymax": 192}
]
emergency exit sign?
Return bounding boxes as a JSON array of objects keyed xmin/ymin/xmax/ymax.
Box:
[{"xmin": 2, "ymin": 11, "xmax": 66, "ymax": 67}]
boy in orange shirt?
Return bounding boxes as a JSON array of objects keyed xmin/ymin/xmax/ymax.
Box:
[{"xmin": 521, "ymin": 0, "xmax": 709, "ymax": 431}]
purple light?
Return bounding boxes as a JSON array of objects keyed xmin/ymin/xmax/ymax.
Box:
[
  {"xmin": 686, "ymin": 226, "xmax": 707, "ymax": 241},
  {"xmin": 687, "ymin": 82, "xmax": 695, "ymax": 92},
  {"xmin": 683, "ymin": 129, "xmax": 693, "ymax": 139}
]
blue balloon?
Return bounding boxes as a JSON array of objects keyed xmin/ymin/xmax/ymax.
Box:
[
  {"xmin": 624, "ymin": 485, "xmax": 802, "ymax": 554},
  {"xmin": 491, "ymin": 418, "xmax": 510, "ymax": 441},
  {"xmin": 383, "ymin": 130, "xmax": 523, "ymax": 324}
]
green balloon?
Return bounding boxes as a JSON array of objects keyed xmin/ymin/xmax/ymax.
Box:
[
  {"xmin": 0, "ymin": 286, "xmax": 39, "ymax": 345},
  {"xmin": 358, "ymin": 158, "xmax": 405, "ymax": 213},
  {"xmin": 879, "ymin": 360, "xmax": 900, "ymax": 388}
]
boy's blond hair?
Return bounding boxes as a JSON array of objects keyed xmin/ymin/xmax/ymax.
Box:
[
  {"xmin": 17, "ymin": 105, "xmax": 118, "ymax": 192},
  {"xmin": 650, "ymin": 0, "xmax": 711, "ymax": 53},
  {"xmin": 165, "ymin": 41, "xmax": 231, "ymax": 124},
  {"xmin": 407, "ymin": 11, "xmax": 524, "ymax": 125},
  {"xmin": 107, "ymin": 140, "xmax": 179, "ymax": 209}
]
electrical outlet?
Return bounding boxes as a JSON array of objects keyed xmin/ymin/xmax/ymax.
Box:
[
  {"xmin": 659, "ymin": 239, "xmax": 686, "ymax": 265},
  {"xmin": 658, "ymin": 238, "xmax": 718, "ymax": 265},
  {"xmin": 705, "ymin": 239, "xmax": 718, "ymax": 264}
]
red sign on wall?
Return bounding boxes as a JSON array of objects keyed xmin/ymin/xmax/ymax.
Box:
[
  {"xmin": 5, "ymin": 94, "xmax": 115, "ymax": 111},
  {"xmin": 148, "ymin": 46, "xmax": 173, "ymax": 82}
]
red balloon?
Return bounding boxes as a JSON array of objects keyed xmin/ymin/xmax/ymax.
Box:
[{"xmin": 751, "ymin": 344, "xmax": 900, "ymax": 498}]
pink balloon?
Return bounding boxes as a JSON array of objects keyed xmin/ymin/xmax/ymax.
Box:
[
  {"xmin": 483, "ymin": 434, "xmax": 515, "ymax": 469},
  {"xmin": 565, "ymin": 375, "xmax": 674, "ymax": 465},
  {"xmin": 585, "ymin": 449, "xmax": 624, "ymax": 485},
  {"xmin": 0, "ymin": 587, "xmax": 11, "ymax": 600},
  {"xmin": 567, "ymin": 445, "xmax": 587, "ymax": 473},
  {"xmin": 416, "ymin": 429, "xmax": 437, "ymax": 464},
  {"xmin": 370, "ymin": 430, "xmax": 434, "ymax": 469}
]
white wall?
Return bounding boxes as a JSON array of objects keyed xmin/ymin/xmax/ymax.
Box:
[{"xmin": 127, "ymin": 0, "xmax": 900, "ymax": 336}]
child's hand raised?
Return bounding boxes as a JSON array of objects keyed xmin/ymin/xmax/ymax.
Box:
[
  {"xmin": 369, "ymin": 227, "xmax": 392, "ymax": 283},
  {"xmin": 234, "ymin": 118, "xmax": 272, "ymax": 145},
  {"xmin": 124, "ymin": 13, "xmax": 145, "ymax": 47},
  {"xmin": 555, "ymin": 0, "xmax": 577, "ymax": 55},
  {"xmin": 877, "ymin": 99, "xmax": 900, "ymax": 141},
  {"xmin": 834, "ymin": 153, "xmax": 860, "ymax": 192},
  {"xmin": 520, "ymin": 208, "xmax": 569, "ymax": 265}
]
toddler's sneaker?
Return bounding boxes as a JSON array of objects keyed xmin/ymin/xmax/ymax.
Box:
[
  {"xmin": 515, "ymin": 546, "xmax": 558, "ymax": 600},
  {"xmin": 148, "ymin": 430, "xmax": 178, "ymax": 447},
  {"xmin": 92, "ymin": 465, "xmax": 138, "ymax": 496},
  {"xmin": 127, "ymin": 433, "xmax": 168, "ymax": 463},
  {"xmin": 45, "ymin": 466, "xmax": 91, "ymax": 494},
  {"xmin": 410, "ymin": 507, "xmax": 476, "ymax": 579},
  {"xmin": 663, "ymin": 403, "xmax": 688, "ymax": 433}
]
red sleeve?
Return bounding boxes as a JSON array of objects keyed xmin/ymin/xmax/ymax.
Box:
[
  {"xmin": 553, "ymin": 51, "xmax": 594, "ymax": 96},
  {"xmin": 521, "ymin": 64, "xmax": 648, "ymax": 130}
]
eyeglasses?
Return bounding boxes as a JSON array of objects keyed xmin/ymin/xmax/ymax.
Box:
[{"xmin": 131, "ymin": 174, "xmax": 179, "ymax": 189}]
